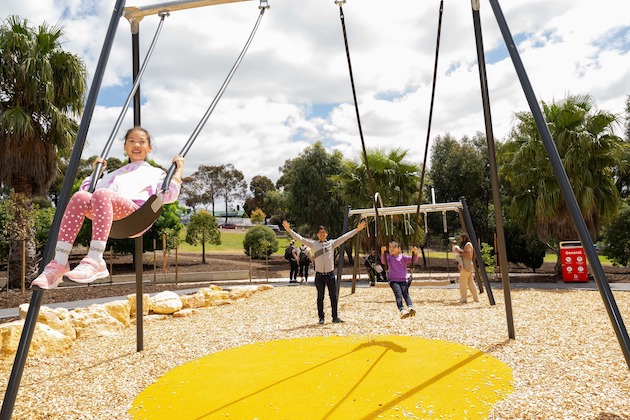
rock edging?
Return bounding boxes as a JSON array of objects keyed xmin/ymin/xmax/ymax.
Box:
[{"xmin": 0, "ymin": 284, "xmax": 273, "ymax": 358}]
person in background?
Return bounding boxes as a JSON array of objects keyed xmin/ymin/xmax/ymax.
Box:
[
  {"xmin": 286, "ymin": 240, "xmax": 299, "ymax": 283},
  {"xmin": 364, "ymin": 248, "xmax": 386, "ymax": 286},
  {"xmin": 381, "ymin": 241, "xmax": 418, "ymax": 319},
  {"xmin": 298, "ymin": 243, "xmax": 311, "ymax": 284},
  {"xmin": 452, "ymin": 233, "xmax": 479, "ymax": 304},
  {"xmin": 32, "ymin": 127, "xmax": 184, "ymax": 289},
  {"xmin": 283, "ymin": 219, "xmax": 367, "ymax": 324}
]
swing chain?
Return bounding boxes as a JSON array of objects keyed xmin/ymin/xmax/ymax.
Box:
[{"xmin": 259, "ymin": 0, "xmax": 270, "ymax": 10}]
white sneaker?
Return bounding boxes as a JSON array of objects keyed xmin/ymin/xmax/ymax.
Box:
[{"xmin": 65, "ymin": 256, "xmax": 109, "ymax": 284}]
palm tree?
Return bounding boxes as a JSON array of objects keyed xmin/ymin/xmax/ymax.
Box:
[
  {"xmin": 0, "ymin": 16, "xmax": 86, "ymax": 287},
  {"xmin": 499, "ymin": 94, "xmax": 628, "ymax": 265},
  {"xmin": 331, "ymin": 148, "xmax": 421, "ymax": 250}
]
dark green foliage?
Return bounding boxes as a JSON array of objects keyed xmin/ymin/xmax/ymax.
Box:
[
  {"xmin": 185, "ymin": 211, "xmax": 220, "ymax": 264},
  {"xmin": 34, "ymin": 206, "xmax": 55, "ymax": 255},
  {"xmin": 504, "ymin": 223, "xmax": 546, "ymax": 272},
  {"xmin": 429, "ymin": 133, "xmax": 491, "ymax": 243},
  {"xmin": 278, "ymin": 142, "xmax": 345, "ymax": 237},
  {"xmin": 243, "ymin": 225, "xmax": 278, "ymax": 259},
  {"xmin": 601, "ymin": 201, "xmax": 630, "ymax": 267}
]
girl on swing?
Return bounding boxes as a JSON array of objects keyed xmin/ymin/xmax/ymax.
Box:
[
  {"xmin": 32, "ymin": 127, "xmax": 185, "ymax": 289},
  {"xmin": 381, "ymin": 241, "xmax": 418, "ymax": 319}
]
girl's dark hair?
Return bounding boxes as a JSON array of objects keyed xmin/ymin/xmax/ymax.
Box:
[{"xmin": 124, "ymin": 126, "xmax": 152, "ymax": 145}]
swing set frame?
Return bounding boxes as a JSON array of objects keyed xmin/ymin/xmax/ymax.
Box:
[{"xmin": 3, "ymin": 0, "xmax": 630, "ymax": 417}]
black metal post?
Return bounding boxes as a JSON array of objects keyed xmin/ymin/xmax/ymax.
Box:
[
  {"xmin": 0, "ymin": 1, "xmax": 127, "ymax": 418},
  {"xmin": 336, "ymin": 205, "xmax": 351, "ymax": 296},
  {"xmin": 131, "ymin": 23, "xmax": 144, "ymax": 352},
  {"xmin": 470, "ymin": 1, "xmax": 511, "ymax": 328},
  {"xmin": 488, "ymin": 0, "xmax": 630, "ymax": 367},
  {"xmin": 460, "ymin": 198, "xmax": 496, "ymax": 306}
]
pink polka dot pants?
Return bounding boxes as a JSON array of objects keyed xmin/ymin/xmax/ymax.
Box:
[{"xmin": 58, "ymin": 189, "xmax": 140, "ymax": 243}]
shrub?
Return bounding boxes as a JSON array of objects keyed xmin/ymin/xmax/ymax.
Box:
[{"xmin": 243, "ymin": 225, "xmax": 278, "ymax": 259}]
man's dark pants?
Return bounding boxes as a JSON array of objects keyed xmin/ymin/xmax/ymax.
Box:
[{"xmin": 315, "ymin": 272, "xmax": 337, "ymax": 320}]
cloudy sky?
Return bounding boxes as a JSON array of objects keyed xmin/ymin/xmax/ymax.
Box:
[{"xmin": 3, "ymin": 0, "xmax": 630, "ymax": 186}]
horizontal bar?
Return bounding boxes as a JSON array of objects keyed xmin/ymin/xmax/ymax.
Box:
[
  {"xmin": 124, "ymin": 0, "xmax": 255, "ymax": 20},
  {"xmin": 349, "ymin": 202, "xmax": 463, "ymax": 217}
]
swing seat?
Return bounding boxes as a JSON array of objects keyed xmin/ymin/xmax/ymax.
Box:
[{"xmin": 109, "ymin": 194, "xmax": 164, "ymax": 239}]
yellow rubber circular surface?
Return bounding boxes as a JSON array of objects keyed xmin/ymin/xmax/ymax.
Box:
[{"xmin": 130, "ymin": 335, "xmax": 512, "ymax": 419}]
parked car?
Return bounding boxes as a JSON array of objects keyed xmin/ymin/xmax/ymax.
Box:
[{"xmin": 221, "ymin": 223, "xmax": 237, "ymax": 229}]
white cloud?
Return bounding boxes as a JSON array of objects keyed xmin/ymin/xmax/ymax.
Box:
[{"xmin": 4, "ymin": 0, "xmax": 630, "ymax": 185}]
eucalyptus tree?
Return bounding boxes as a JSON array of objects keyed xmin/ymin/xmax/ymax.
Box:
[
  {"xmin": 217, "ymin": 163, "xmax": 247, "ymax": 224},
  {"xmin": 279, "ymin": 142, "xmax": 345, "ymax": 237},
  {"xmin": 499, "ymin": 94, "xmax": 627, "ymax": 253},
  {"xmin": 244, "ymin": 175, "xmax": 275, "ymax": 216},
  {"xmin": 0, "ymin": 16, "xmax": 86, "ymax": 286},
  {"xmin": 429, "ymin": 133, "xmax": 491, "ymax": 242}
]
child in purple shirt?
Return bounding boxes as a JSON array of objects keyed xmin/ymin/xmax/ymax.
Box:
[{"xmin": 381, "ymin": 241, "xmax": 418, "ymax": 319}]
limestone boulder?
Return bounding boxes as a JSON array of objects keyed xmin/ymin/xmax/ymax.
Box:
[
  {"xmin": 228, "ymin": 286, "xmax": 256, "ymax": 300},
  {"xmin": 1, "ymin": 321, "xmax": 72, "ymax": 357},
  {"xmin": 199, "ymin": 288, "xmax": 231, "ymax": 306},
  {"xmin": 149, "ymin": 291, "xmax": 182, "ymax": 315},
  {"xmin": 103, "ymin": 300, "xmax": 131, "ymax": 327},
  {"xmin": 180, "ymin": 292, "xmax": 206, "ymax": 309},
  {"xmin": 19, "ymin": 304, "xmax": 76, "ymax": 340},
  {"xmin": 173, "ymin": 308, "xmax": 197, "ymax": 318},
  {"xmin": 69, "ymin": 305, "xmax": 125, "ymax": 338},
  {"xmin": 126, "ymin": 293, "xmax": 150, "ymax": 317}
]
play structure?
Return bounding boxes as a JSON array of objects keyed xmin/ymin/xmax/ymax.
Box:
[
  {"xmin": 346, "ymin": 200, "xmax": 494, "ymax": 304},
  {"xmin": 2, "ymin": 0, "xmax": 630, "ymax": 418}
]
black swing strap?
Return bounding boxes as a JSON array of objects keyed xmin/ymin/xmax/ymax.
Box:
[
  {"xmin": 89, "ymin": 12, "xmax": 168, "ymax": 192},
  {"xmin": 412, "ymin": 0, "xmax": 444, "ymax": 247},
  {"xmin": 336, "ymin": 1, "xmax": 384, "ymax": 254}
]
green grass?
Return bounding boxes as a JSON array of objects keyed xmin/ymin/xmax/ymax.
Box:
[
  {"xmin": 176, "ymin": 229, "xmax": 617, "ymax": 266},
  {"xmin": 177, "ymin": 229, "xmax": 293, "ymax": 255}
]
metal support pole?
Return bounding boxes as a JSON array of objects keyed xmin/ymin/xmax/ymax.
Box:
[
  {"xmin": 488, "ymin": 0, "xmax": 630, "ymax": 367},
  {"xmin": 460, "ymin": 198, "xmax": 496, "ymax": 306},
  {"xmin": 132, "ymin": 25, "xmax": 145, "ymax": 352},
  {"xmin": 0, "ymin": 2, "xmax": 127, "ymax": 418},
  {"xmin": 135, "ymin": 237, "xmax": 144, "ymax": 352},
  {"xmin": 336, "ymin": 205, "xmax": 351, "ymax": 296},
  {"xmin": 470, "ymin": 2, "xmax": 509, "ymax": 315},
  {"xmin": 351, "ymin": 232, "xmax": 361, "ymax": 293}
]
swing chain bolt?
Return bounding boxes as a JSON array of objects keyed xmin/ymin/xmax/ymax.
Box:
[{"xmin": 259, "ymin": 0, "xmax": 270, "ymax": 10}]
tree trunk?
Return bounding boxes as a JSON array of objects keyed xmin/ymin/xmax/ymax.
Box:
[
  {"xmin": 8, "ymin": 192, "xmax": 38, "ymax": 288},
  {"xmin": 201, "ymin": 231, "xmax": 206, "ymax": 264}
]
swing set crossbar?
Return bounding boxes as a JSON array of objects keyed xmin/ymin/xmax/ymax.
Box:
[{"xmin": 349, "ymin": 202, "xmax": 462, "ymax": 218}]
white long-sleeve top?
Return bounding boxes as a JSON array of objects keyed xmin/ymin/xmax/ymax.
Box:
[
  {"xmin": 80, "ymin": 161, "xmax": 181, "ymax": 207},
  {"xmin": 287, "ymin": 227, "xmax": 360, "ymax": 274}
]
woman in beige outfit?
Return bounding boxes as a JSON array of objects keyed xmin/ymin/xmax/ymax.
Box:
[{"xmin": 453, "ymin": 233, "xmax": 479, "ymax": 303}]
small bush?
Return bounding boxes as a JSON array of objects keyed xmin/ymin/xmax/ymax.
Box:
[{"xmin": 243, "ymin": 225, "xmax": 278, "ymax": 259}]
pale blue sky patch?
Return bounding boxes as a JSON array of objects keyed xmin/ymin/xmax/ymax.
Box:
[
  {"xmin": 306, "ymin": 103, "xmax": 338, "ymax": 119},
  {"xmin": 96, "ymin": 81, "xmax": 148, "ymax": 107},
  {"xmin": 485, "ymin": 32, "xmax": 530, "ymax": 65},
  {"xmin": 594, "ymin": 25, "xmax": 630, "ymax": 53}
]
